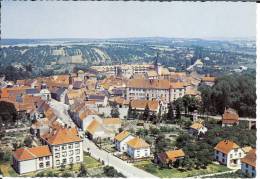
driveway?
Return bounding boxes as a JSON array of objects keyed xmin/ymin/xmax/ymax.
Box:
[{"xmin": 83, "ymin": 138, "xmax": 158, "ymax": 178}]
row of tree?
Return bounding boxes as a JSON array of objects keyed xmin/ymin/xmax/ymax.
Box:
[{"xmin": 199, "ymin": 71, "xmax": 256, "ymax": 117}]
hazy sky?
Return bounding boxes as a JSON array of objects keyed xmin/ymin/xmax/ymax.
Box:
[{"xmin": 1, "ymin": 1, "xmax": 256, "ymax": 39}]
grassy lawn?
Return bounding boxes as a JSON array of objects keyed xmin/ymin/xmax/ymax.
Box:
[
  {"xmin": 134, "ymin": 161, "xmax": 230, "ymax": 178},
  {"xmin": 84, "ymin": 155, "xmax": 102, "ymax": 168},
  {"xmin": 0, "ymin": 163, "xmax": 18, "ymax": 177}
]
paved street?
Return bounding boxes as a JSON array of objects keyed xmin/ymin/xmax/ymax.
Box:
[
  {"xmin": 48, "ymin": 99, "xmax": 75, "ymax": 127},
  {"xmin": 83, "ymin": 138, "xmax": 159, "ymax": 178}
]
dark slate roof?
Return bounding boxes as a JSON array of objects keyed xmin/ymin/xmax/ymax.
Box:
[
  {"xmin": 73, "ymin": 81, "xmax": 83, "ymax": 89},
  {"xmin": 16, "ymin": 95, "xmax": 23, "ymax": 103},
  {"xmin": 26, "ymin": 88, "xmax": 39, "ymax": 95},
  {"xmin": 88, "ymin": 95, "xmax": 105, "ymax": 101},
  {"xmin": 54, "ymin": 87, "xmax": 65, "ymax": 96}
]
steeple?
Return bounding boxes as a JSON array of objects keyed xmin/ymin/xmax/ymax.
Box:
[{"xmin": 154, "ymin": 52, "xmax": 159, "ymax": 66}]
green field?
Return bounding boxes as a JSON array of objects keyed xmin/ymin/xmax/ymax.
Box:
[{"xmin": 134, "ymin": 161, "xmax": 230, "ymax": 178}]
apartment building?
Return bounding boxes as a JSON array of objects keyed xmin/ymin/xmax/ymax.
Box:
[
  {"xmin": 126, "ymin": 79, "xmax": 185, "ymax": 103},
  {"xmin": 41, "ymin": 127, "xmax": 83, "ymax": 168}
]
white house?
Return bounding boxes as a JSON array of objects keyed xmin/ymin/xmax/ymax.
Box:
[
  {"xmin": 241, "ymin": 148, "xmax": 256, "ymax": 177},
  {"xmin": 214, "ymin": 140, "xmax": 245, "ymax": 169},
  {"xmin": 189, "ymin": 122, "xmax": 208, "ymax": 136},
  {"xmin": 40, "ymin": 89, "xmax": 51, "ymax": 101},
  {"xmin": 78, "ymin": 108, "xmax": 102, "ymax": 130},
  {"xmin": 126, "ymin": 137, "xmax": 151, "ymax": 159},
  {"xmin": 12, "ymin": 146, "xmax": 52, "ymax": 174},
  {"xmin": 114, "ymin": 131, "xmax": 135, "ymax": 152},
  {"xmin": 41, "ymin": 127, "xmax": 83, "ymax": 168}
]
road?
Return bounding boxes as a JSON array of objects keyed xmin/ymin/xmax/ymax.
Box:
[
  {"xmin": 48, "ymin": 99, "xmax": 75, "ymax": 127},
  {"xmin": 188, "ymin": 169, "xmax": 238, "ymax": 178},
  {"xmin": 4, "ymin": 127, "xmax": 30, "ymax": 133},
  {"xmin": 187, "ymin": 113, "xmax": 256, "ymax": 122},
  {"xmin": 83, "ymin": 138, "xmax": 158, "ymax": 178}
]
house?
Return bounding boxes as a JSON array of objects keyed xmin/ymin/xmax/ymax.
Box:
[
  {"xmin": 85, "ymin": 120, "xmax": 115, "ymax": 140},
  {"xmin": 110, "ymin": 96, "xmax": 129, "ymax": 108},
  {"xmin": 155, "ymin": 149, "xmax": 185, "ymax": 168},
  {"xmin": 241, "ymin": 148, "xmax": 256, "ymax": 177},
  {"xmin": 214, "ymin": 140, "xmax": 245, "ymax": 169},
  {"xmin": 87, "ymin": 94, "xmax": 108, "ymax": 107},
  {"xmin": 41, "ymin": 127, "xmax": 83, "ymax": 168},
  {"xmin": 103, "ymin": 118, "xmax": 121, "ymax": 132},
  {"xmin": 77, "ymin": 108, "xmax": 102, "ymax": 130},
  {"xmin": 12, "ymin": 145, "xmax": 52, "ymax": 174},
  {"xmin": 126, "ymin": 137, "xmax": 150, "ymax": 159},
  {"xmin": 130, "ymin": 99, "xmax": 160, "ymax": 114},
  {"xmin": 189, "ymin": 122, "xmax": 208, "ymax": 136},
  {"xmin": 50, "ymin": 87, "xmax": 66, "ymax": 102},
  {"xmin": 40, "ymin": 89, "xmax": 51, "ymax": 101},
  {"xmin": 114, "ymin": 131, "xmax": 135, "ymax": 152},
  {"xmin": 200, "ymin": 75, "xmax": 215, "ymax": 87},
  {"xmin": 222, "ymin": 108, "xmax": 239, "ymax": 127}
]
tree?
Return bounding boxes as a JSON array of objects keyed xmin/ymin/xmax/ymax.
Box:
[
  {"xmin": 127, "ymin": 103, "xmax": 133, "ymax": 119},
  {"xmin": 142, "ymin": 104, "xmax": 150, "ymax": 121},
  {"xmin": 24, "ymin": 136, "xmax": 32, "ymax": 148},
  {"xmin": 154, "ymin": 134, "xmax": 167, "ymax": 154},
  {"xmin": 110, "ymin": 106, "xmax": 120, "ymax": 118},
  {"xmin": 78, "ymin": 163, "xmax": 87, "ymax": 177},
  {"xmin": 173, "ymin": 98, "xmax": 184, "ymax": 119},
  {"xmin": 167, "ymin": 103, "xmax": 174, "ymax": 121},
  {"xmin": 0, "ymin": 101, "xmax": 18, "ymax": 128},
  {"xmin": 103, "ymin": 166, "xmax": 124, "ymax": 177}
]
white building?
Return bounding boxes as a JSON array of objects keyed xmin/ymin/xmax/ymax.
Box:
[
  {"xmin": 12, "ymin": 146, "xmax": 52, "ymax": 174},
  {"xmin": 40, "ymin": 89, "xmax": 51, "ymax": 101},
  {"xmin": 241, "ymin": 149, "xmax": 256, "ymax": 177},
  {"xmin": 41, "ymin": 127, "xmax": 83, "ymax": 168},
  {"xmin": 126, "ymin": 137, "xmax": 151, "ymax": 159},
  {"xmin": 214, "ymin": 140, "xmax": 245, "ymax": 169},
  {"xmin": 114, "ymin": 131, "xmax": 135, "ymax": 152},
  {"xmin": 126, "ymin": 79, "xmax": 185, "ymax": 103}
]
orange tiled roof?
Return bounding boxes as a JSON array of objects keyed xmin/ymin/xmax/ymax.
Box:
[
  {"xmin": 41, "ymin": 127, "xmax": 81, "ymax": 145},
  {"xmin": 79, "ymin": 108, "xmax": 98, "ymax": 121},
  {"xmin": 214, "ymin": 140, "xmax": 240, "ymax": 154},
  {"xmin": 201, "ymin": 76, "xmax": 215, "ymax": 82},
  {"xmin": 241, "ymin": 149, "xmax": 256, "ymax": 167},
  {"xmin": 103, "ymin": 118, "xmax": 121, "ymax": 125},
  {"xmin": 127, "ymin": 79, "xmax": 171, "ymax": 89},
  {"xmin": 190, "ymin": 122, "xmax": 204, "ymax": 130},
  {"xmin": 130, "ymin": 99, "xmax": 159, "ymax": 112},
  {"xmin": 170, "ymin": 82, "xmax": 185, "ymax": 89},
  {"xmin": 242, "ymin": 146, "xmax": 253, "ymax": 154},
  {"xmin": 127, "ymin": 137, "xmax": 150, "ymax": 149},
  {"xmin": 165, "ymin": 149, "xmax": 185, "ymax": 160},
  {"xmin": 222, "ymin": 108, "xmax": 239, "ymax": 123},
  {"xmin": 86, "ymin": 120, "xmax": 101, "ymax": 135},
  {"xmin": 114, "ymin": 131, "xmax": 130, "ymax": 142},
  {"xmin": 13, "ymin": 145, "xmax": 51, "ymax": 161}
]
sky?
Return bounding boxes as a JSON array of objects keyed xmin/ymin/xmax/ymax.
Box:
[{"xmin": 1, "ymin": 1, "xmax": 256, "ymax": 39}]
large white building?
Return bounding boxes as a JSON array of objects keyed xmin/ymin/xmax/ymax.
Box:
[
  {"xmin": 126, "ymin": 79, "xmax": 185, "ymax": 103},
  {"xmin": 41, "ymin": 127, "xmax": 83, "ymax": 168},
  {"xmin": 214, "ymin": 140, "xmax": 245, "ymax": 169},
  {"xmin": 12, "ymin": 146, "xmax": 52, "ymax": 174}
]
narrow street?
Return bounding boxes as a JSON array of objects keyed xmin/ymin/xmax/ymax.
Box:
[{"xmin": 83, "ymin": 138, "xmax": 159, "ymax": 178}]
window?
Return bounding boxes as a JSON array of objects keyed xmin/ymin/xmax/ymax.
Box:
[
  {"xmin": 69, "ymin": 150, "xmax": 74, "ymax": 156},
  {"xmin": 39, "ymin": 157, "xmax": 43, "ymax": 161},
  {"xmin": 68, "ymin": 144, "xmax": 73, "ymax": 149},
  {"xmin": 55, "ymin": 146, "xmax": 60, "ymax": 151},
  {"xmin": 46, "ymin": 161, "xmax": 50, "ymax": 167},
  {"xmin": 76, "ymin": 149, "xmax": 80, "ymax": 155},
  {"xmin": 39, "ymin": 163, "xmax": 44, "ymax": 168},
  {"xmin": 45, "ymin": 156, "xmax": 50, "ymax": 160},
  {"xmin": 76, "ymin": 156, "xmax": 80, "ymax": 161},
  {"xmin": 62, "ymin": 158, "xmax": 67, "ymax": 164},
  {"xmin": 55, "ymin": 153, "xmax": 60, "ymax": 158},
  {"xmin": 62, "ymin": 145, "xmax": 67, "ymax": 150},
  {"xmin": 62, "ymin": 151, "xmax": 67, "ymax": 157},
  {"xmin": 230, "ymin": 154, "xmax": 233, "ymax": 158},
  {"xmin": 222, "ymin": 158, "xmax": 225, "ymax": 163},
  {"xmin": 239, "ymin": 153, "xmax": 241, "ymax": 157},
  {"xmin": 56, "ymin": 160, "xmax": 60, "ymax": 165},
  {"xmin": 69, "ymin": 157, "xmax": 73, "ymax": 163},
  {"xmin": 75, "ymin": 143, "xmax": 80, "ymax": 148},
  {"xmin": 246, "ymin": 164, "xmax": 249, "ymax": 168}
]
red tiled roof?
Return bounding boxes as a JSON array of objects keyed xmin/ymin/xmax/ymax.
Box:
[{"xmin": 13, "ymin": 145, "xmax": 51, "ymax": 161}]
